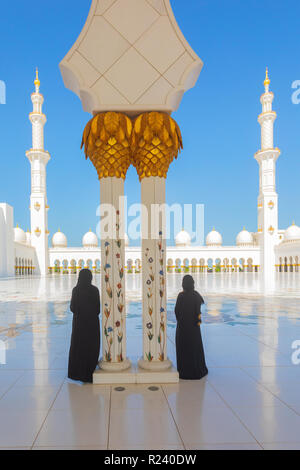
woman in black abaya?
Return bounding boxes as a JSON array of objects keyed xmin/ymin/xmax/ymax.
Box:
[
  {"xmin": 68, "ymin": 269, "xmax": 101, "ymax": 383},
  {"xmin": 175, "ymin": 275, "xmax": 208, "ymax": 380}
]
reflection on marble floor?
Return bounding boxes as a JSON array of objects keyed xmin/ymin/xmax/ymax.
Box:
[
  {"xmin": 0, "ymin": 274, "xmax": 300, "ymax": 450},
  {"xmin": 1, "ymin": 272, "xmax": 300, "ymax": 304}
]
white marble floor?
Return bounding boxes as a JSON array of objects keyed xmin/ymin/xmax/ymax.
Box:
[{"xmin": 0, "ymin": 274, "xmax": 300, "ymax": 450}]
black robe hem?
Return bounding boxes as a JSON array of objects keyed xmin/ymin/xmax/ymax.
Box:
[{"xmin": 179, "ymin": 369, "xmax": 208, "ymax": 381}]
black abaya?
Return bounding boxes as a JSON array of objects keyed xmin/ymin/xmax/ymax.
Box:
[
  {"xmin": 68, "ymin": 270, "xmax": 101, "ymax": 383},
  {"xmin": 175, "ymin": 287, "xmax": 208, "ymax": 380}
]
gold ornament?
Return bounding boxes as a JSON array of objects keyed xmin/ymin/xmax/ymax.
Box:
[
  {"xmin": 34, "ymin": 67, "xmax": 40, "ymax": 89},
  {"xmin": 81, "ymin": 112, "xmax": 132, "ymax": 180},
  {"xmin": 264, "ymin": 67, "xmax": 270, "ymax": 87},
  {"xmin": 131, "ymin": 112, "xmax": 183, "ymax": 180},
  {"xmin": 268, "ymin": 225, "xmax": 275, "ymax": 234}
]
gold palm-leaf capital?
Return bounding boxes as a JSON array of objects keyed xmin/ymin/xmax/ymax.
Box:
[
  {"xmin": 131, "ymin": 112, "xmax": 183, "ymax": 181},
  {"xmin": 81, "ymin": 112, "xmax": 132, "ymax": 180}
]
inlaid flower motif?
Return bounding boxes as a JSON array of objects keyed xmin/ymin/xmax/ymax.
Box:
[
  {"xmin": 116, "ymin": 321, "xmax": 120, "ymax": 328},
  {"xmin": 117, "ymin": 334, "xmax": 123, "ymax": 344},
  {"xmin": 118, "ymin": 304, "xmax": 124, "ymax": 313},
  {"xmin": 147, "ymin": 323, "xmax": 152, "ymax": 329},
  {"xmin": 106, "ymin": 287, "xmax": 113, "ymax": 298},
  {"xmin": 147, "ymin": 352, "xmax": 153, "ymax": 362}
]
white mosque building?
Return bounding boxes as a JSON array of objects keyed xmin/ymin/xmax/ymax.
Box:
[{"xmin": 0, "ymin": 69, "xmax": 299, "ymax": 279}]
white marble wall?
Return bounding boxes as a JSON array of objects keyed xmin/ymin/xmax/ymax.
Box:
[{"xmin": 0, "ymin": 204, "xmax": 14, "ymax": 277}]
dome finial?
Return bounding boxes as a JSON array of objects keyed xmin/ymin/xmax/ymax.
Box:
[
  {"xmin": 34, "ymin": 67, "xmax": 40, "ymax": 91},
  {"xmin": 264, "ymin": 67, "xmax": 270, "ymax": 90}
]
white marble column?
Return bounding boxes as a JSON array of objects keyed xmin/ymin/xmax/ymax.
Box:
[
  {"xmin": 99, "ymin": 177, "xmax": 131, "ymax": 371},
  {"xmin": 138, "ymin": 177, "xmax": 172, "ymax": 371}
]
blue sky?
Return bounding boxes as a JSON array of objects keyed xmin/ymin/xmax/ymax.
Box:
[{"xmin": 0, "ymin": 0, "xmax": 299, "ymax": 246}]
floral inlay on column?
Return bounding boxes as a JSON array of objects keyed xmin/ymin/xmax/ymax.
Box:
[
  {"xmin": 158, "ymin": 231, "xmax": 166, "ymax": 362},
  {"xmin": 115, "ymin": 210, "xmax": 125, "ymax": 363},
  {"xmin": 103, "ymin": 241, "xmax": 113, "ymax": 363},
  {"xmin": 145, "ymin": 247, "xmax": 155, "ymax": 362}
]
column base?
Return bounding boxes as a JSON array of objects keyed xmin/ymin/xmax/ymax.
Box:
[
  {"xmin": 93, "ymin": 364, "xmax": 136, "ymax": 384},
  {"xmin": 138, "ymin": 358, "xmax": 173, "ymax": 371},
  {"xmin": 93, "ymin": 361, "xmax": 179, "ymax": 384},
  {"xmin": 136, "ymin": 365, "xmax": 179, "ymax": 384},
  {"xmin": 99, "ymin": 358, "xmax": 131, "ymax": 372}
]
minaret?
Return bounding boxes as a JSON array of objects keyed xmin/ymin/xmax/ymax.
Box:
[
  {"xmin": 255, "ymin": 68, "xmax": 281, "ymax": 279},
  {"xmin": 26, "ymin": 69, "xmax": 50, "ymax": 276}
]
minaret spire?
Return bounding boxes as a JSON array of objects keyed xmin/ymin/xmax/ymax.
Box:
[
  {"xmin": 34, "ymin": 67, "xmax": 40, "ymax": 93},
  {"xmin": 264, "ymin": 67, "xmax": 270, "ymax": 92},
  {"xmin": 26, "ymin": 68, "xmax": 50, "ymax": 276},
  {"xmin": 255, "ymin": 68, "xmax": 281, "ymax": 280}
]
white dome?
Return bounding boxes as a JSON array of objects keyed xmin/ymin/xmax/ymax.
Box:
[
  {"xmin": 236, "ymin": 228, "xmax": 253, "ymax": 246},
  {"xmin": 26, "ymin": 230, "xmax": 31, "ymax": 246},
  {"xmin": 206, "ymin": 228, "xmax": 222, "ymax": 246},
  {"xmin": 124, "ymin": 233, "xmax": 129, "ymax": 247},
  {"xmin": 52, "ymin": 230, "xmax": 67, "ymax": 248},
  {"xmin": 284, "ymin": 223, "xmax": 300, "ymax": 242},
  {"xmin": 14, "ymin": 226, "xmax": 26, "ymax": 244},
  {"xmin": 175, "ymin": 230, "xmax": 191, "ymax": 247},
  {"xmin": 82, "ymin": 230, "xmax": 98, "ymax": 247}
]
